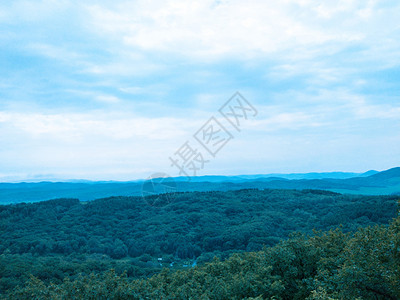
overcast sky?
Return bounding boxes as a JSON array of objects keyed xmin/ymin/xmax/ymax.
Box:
[{"xmin": 1, "ymin": 0, "xmax": 400, "ymax": 181}]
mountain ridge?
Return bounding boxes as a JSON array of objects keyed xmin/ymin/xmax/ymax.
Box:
[{"xmin": 0, "ymin": 167, "xmax": 398, "ymax": 204}]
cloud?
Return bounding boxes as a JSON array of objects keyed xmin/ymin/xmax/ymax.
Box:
[
  {"xmin": 0, "ymin": 111, "xmax": 192, "ymax": 141},
  {"xmin": 0, "ymin": 0, "xmax": 400, "ymax": 179},
  {"xmin": 82, "ymin": 0, "xmax": 400, "ymax": 62},
  {"xmin": 28, "ymin": 43, "xmax": 86, "ymax": 65},
  {"xmin": 0, "ymin": 110, "xmax": 199, "ymax": 180}
]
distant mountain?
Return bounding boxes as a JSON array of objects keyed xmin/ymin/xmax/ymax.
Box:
[
  {"xmin": 0, "ymin": 168, "xmax": 398, "ymax": 204},
  {"xmin": 250, "ymin": 170, "xmax": 379, "ymax": 180},
  {"xmin": 0, "ymin": 181, "xmax": 145, "ymax": 204},
  {"xmin": 174, "ymin": 170, "xmax": 379, "ymax": 182},
  {"xmin": 366, "ymin": 167, "xmax": 400, "ymax": 180},
  {"xmin": 1, "ymin": 170, "xmax": 379, "ymax": 184},
  {"xmin": 361, "ymin": 170, "xmax": 380, "ymax": 177}
]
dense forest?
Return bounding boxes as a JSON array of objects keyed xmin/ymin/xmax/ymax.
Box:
[
  {"xmin": 0, "ymin": 188, "xmax": 398, "ymax": 297},
  {"xmin": 5, "ymin": 208, "xmax": 400, "ymax": 299}
]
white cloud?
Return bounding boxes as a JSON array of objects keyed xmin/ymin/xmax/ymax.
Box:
[
  {"xmin": 82, "ymin": 0, "xmax": 399, "ymax": 62},
  {"xmin": 0, "ymin": 110, "xmax": 197, "ymax": 179},
  {"xmin": 248, "ymin": 111, "xmax": 323, "ymax": 131},
  {"xmin": 95, "ymin": 95, "xmax": 120, "ymax": 104},
  {"xmin": 28, "ymin": 43, "xmax": 85, "ymax": 64},
  {"xmin": 1, "ymin": 0, "xmax": 399, "ymax": 179},
  {"xmin": 0, "ymin": 111, "xmax": 193, "ymax": 140},
  {"xmin": 345, "ymin": 96, "xmax": 400, "ymax": 120},
  {"xmin": 119, "ymin": 86, "xmax": 145, "ymax": 94}
]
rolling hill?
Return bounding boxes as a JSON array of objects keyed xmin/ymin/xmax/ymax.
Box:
[{"xmin": 0, "ymin": 167, "xmax": 399, "ymax": 204}]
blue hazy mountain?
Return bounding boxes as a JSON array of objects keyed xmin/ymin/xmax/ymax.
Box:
[
  {"xmin": 173, "ymin": 170, "xmax": 379, "ymax": 182},
  {"xmin": 0, "ymin": 168, "xmax": 398, "ymax": 204}
]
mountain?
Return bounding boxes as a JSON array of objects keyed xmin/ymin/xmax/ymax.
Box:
[
  {"xmin": 0, "ymin": 181, "xmax": 144, "ymax": 204},
  {"xmin": 366, "ymin": 167, "xmax": 400, "ymax": 180},
  {"xmin": 158, "ymin": 170, "xmax": 379, "ymax": 182},
  {"xmin": 239, "ymin": 170, "xmax": 379, "ymax": 180},
  {"xmin": 0, "ymin": 168, "xmax": 398, "ymax": 204}
]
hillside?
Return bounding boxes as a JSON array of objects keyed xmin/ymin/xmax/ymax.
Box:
[
  {"xmin": 9, "ymin": 213, "xmax": 400, "ymax": 299},
  {"xmin": 0, "ymin": 189, "xmax": 398, "ymax": 295}
]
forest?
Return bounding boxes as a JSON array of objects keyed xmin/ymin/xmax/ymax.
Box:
[{"xmin": 0, "ymin": 188, "xmax": 399, "ymax": 298}]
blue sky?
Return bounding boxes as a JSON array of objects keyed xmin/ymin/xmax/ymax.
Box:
[{"xmin": 0, "ymin": 0, "xmax": 400, "ymax": 181}]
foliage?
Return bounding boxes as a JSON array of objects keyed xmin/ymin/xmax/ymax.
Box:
[
  {"xmin": 0, "ymin": 189, "xmax": 398, "ymax": 297},
  {"xmin": 4, "ymin": 210, "xmax": 400, "ymax": 299}
]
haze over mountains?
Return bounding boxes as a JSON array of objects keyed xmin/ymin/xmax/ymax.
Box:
[
  {"xmin": 0, "ymin": 167, "xmax": 399, "ymax": 204},
  {"xmin": 0, "ymin": 170, "xmax": 378, "ymax": 183}
]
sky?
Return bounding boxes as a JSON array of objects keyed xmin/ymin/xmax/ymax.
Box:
[{"xmin": 0, "ymin": 0, "xmax": 400, "ymax": 181}]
